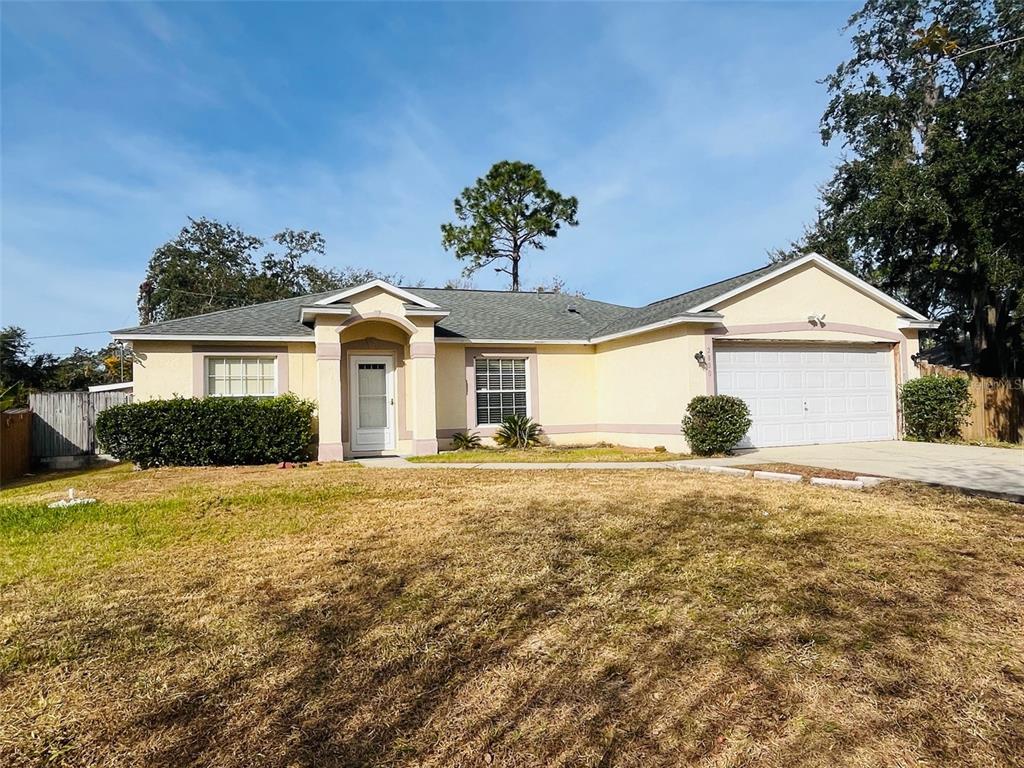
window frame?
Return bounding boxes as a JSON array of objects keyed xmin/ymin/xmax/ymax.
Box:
[
  {"xmin": 204, "ymin": 354, "xmax": 279, "ymax": 398},
  {"xmin": 473, "ymin": 356, "xmax": 530, "ymax": 427}
]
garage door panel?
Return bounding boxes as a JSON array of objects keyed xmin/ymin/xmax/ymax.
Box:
[
  {"xmin": 782, "ymin": 423, "xmax": 804, "ymax": 443},
  {"xmin": 805, "ymin": 422, "xmax": 829, "ymax": 442},
  {"xmin": 850, "ymin": 421, "xmax": 870, "ymax": 441},
  {"xmin": 867, "ymin": 395, "xmax": 889, "ymax": 413},
  {"xmin": 827, "ymin": 397, "xmax": 847, "ymax": 414},
  {"xmin": 782, "ymin": 397, "xmax": 803, "ymax": 416},
  {"xmin": 805, "ymin": 396, "xmax": 828, "ymax": 416},
  {"xmin": 735, "ymin": 371, "xmax": 757, "ymax": 389},
  {"xmin": 805, "ymin": 371, "xmax": 826, "ymax": 389},
  {"xmin": 715, "ymin": 343, "xmax": 895, "ymax": 448},
  {"xmin": 826, "ymin": 371, "xmax": 847, "ymax": 388}
]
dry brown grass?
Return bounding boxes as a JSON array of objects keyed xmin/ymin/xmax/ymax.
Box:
[{"xmin": 1, "ymin": 463, "xmax": 1023, "ymax": 767}]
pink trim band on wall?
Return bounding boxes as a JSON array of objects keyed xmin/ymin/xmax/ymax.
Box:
[
  {"xmin": 315, "ymin": 342, "xmax": 341, "ymax": 361},
  {"xmin": 437, "ymin": 424, "xmax": 681, "ymax": 439},
  {"xmin": 410, "ymin": 342, "xmax": 435, "ymax": 359},
  {"xmin": 339, "ymin": 311, "xmax": 418, "ymax": 336},
  {"xmin": 318, "ymin": 442, "xmax": 345, "ymax": 461},
  {"xmin": 709, "ymin": 321, "xmax": 903, "ymax": 342},
  {"xmin": 412, "ymin": 438, "xmax": 438, "ymax": 455}
]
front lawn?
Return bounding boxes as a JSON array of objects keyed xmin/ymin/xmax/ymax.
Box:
[
  {"xmin": 1, "ymin": 463, "xmax": 1022, "ymax": 766},
  {"xmin": 408, "ymin": 444, "xmax": 690, "ymax": 462}
]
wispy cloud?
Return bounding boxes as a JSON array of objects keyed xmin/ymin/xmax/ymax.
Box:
[{"xmin": 1, "ymin": 2, "xmax": 850, "ymax": 352}]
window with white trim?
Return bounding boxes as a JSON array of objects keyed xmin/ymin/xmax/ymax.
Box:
[
  {"xmin": 206, "ymin": 357, "xmax": 277, "ymax": 397},
  {"xmin": 475, "ymin": 357, "xmax": 527, "ymax": 425}
]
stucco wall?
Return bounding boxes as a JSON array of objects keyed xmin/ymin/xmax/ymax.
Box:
[
  {"xmin": 131, "ymin": 340, "xmax": 316, "ymax": 401},
  {"xmin": 535, "ymin": 345, "xmax": 596, "ymax": 427},
  {"xmin": 131, "ymin": 341, "xmax": 196, "ymax": 400},
  {"xmin": 435, "ymin": 343, "xmax": 468, "ymax": 432},
  {"xmin": 346, "ymin": 287, "xmax": 409, "ymax": 316},
  {"xmin": 715, "ymin": 261, "xmax": 907, "ymax": 333},
  {"xmin": 591, "ymin": 327, "xmax": 692, "ymax": 451}
]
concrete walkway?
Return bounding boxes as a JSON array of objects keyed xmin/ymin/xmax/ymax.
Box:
[
  {"xmin": 690, "ymin": 440, "xmax": 1024, "ymax": 501},
  {"xmin": 354, "ymin": 441, "xmax": 1023, "ymax": 501},
  {"xmin": 353, "ymin": 457, "xmax": 677, "ymax": 470}
]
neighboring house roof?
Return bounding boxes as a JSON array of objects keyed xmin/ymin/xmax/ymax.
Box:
[
  {"xmin": 88, "ymin": 381, "xmax": 134, "ymax": 393},
  {"xmin": 111, "ymin": 254, "xmax": 930, "ymax": 343}
]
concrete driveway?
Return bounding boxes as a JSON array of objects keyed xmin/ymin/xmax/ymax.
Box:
[{"xmin": 697, "ymin": 440, "xmax": 1024, "ymax": 501}]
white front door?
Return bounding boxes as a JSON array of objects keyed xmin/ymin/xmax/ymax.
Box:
[
  {"xmin": 714, "ymin": 343, "xmax": 896, "ymax": 448},
  {"xmin": 349, "ymin": 355, "xmax": 395, "ymax": 452}
]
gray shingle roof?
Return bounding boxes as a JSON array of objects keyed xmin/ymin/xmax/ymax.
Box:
[
  {"xmin": 590, "ymin": 262, "xmax": 781, "ymax": 337},
  {"xmin": 409, "ymin": 288, "xmax": 633, "ymax": 340},
  {"xmin": 112, "ymin": 262, "xmax": 784, "ymax": 342}
]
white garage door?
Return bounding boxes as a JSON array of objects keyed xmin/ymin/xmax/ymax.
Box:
[{"xmin": 714, "ymin": 344, "xmax": 896, "ymax": 448}]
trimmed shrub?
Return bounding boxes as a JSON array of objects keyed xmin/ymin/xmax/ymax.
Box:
[
  {"xmin": 451, "ymin": 431, "xmax": 482, "ymax": 450},
  {"xmin": 494, "ymin": 414, "xmax": 542, "ymax": 449},
  {"xmin": 682, "ymin": 395, "xmax": 752, "ymax": 455},
  {"xmin": 900, "ymin": 375, "xmax": 972, "ymax": 441},
  {"xmin": 96, "ymin": 394, "xmax": 316, "ymax": 468}
]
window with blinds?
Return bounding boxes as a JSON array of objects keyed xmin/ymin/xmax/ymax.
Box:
[
  {"xmin": 475, "ymin": 357, "xmax": 528, "ymax": 425},
  {"xmin": 206, "ymin": 357, "xmax": 276, "ymax": 397}
]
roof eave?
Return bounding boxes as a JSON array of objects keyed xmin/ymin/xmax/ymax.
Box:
[
  {"xmin": 110, "ymin": 333, "xmax": 314, "ymax": 343},
  {"xmin": 299, "ymin": 305, "xmax": 353, "ymax": 323},
  {"xmin": 898, "ymin": 318, "xmax": 942, "ymax": 330},
  {"xmin": 590, "ymin": 313, "xmax": 723, "ymax": 344}
]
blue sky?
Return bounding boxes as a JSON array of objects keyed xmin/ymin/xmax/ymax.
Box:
[{"xmin": 1, "ymin": 1, "xmax": 857, "ymax": 354}]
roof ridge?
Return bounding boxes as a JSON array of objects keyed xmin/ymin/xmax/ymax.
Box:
[{"xmin": 407, "ymin": 286, "xmax": 634, "ymax": 311}]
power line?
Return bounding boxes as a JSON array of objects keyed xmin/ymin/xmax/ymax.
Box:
[
  {"xmin": 26, "ymin": 330, "xmax": 112, "ymax": 340},
  {"xmin": 24, "ymin": 287, "xmax": 256, "ymax": 340},
  {"xmin": 951, "ymin": 35, "xmax": 1024, "ymax": 60}
]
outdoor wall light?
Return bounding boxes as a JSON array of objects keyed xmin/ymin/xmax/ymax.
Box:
[{"xmin": 694, "ymin": 350, "xmax": 707, "ymax": 366}]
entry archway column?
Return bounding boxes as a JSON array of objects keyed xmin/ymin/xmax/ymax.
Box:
[{"xmin": 314, "ymin": 321, "xmax": 344, "ymax": 461}]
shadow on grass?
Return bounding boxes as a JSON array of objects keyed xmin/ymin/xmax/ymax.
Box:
[
  {"xmin": 90, "ymin": 488, "xmax": 1021, "ymax": 767},
  {"xmin": 0, "ymin": 462, "xmax": 121, "ymax": 492}
]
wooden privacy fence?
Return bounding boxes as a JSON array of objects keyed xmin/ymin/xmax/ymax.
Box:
[
  {"xmin": 29, "ymin": 391, "xmax": 132, "ymax": 459},
  {"xmin": 1, "ymin": 409, "xmax": 33, "ymax": 484},
  {"xmin": 917, "ymin": 363, "xmax": 1024, "ymax": 444}
]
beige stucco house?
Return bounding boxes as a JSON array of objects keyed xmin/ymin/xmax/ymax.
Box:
[{"xmin": 112, "ymin": 254, "xmax": 938, "ymax": 458}]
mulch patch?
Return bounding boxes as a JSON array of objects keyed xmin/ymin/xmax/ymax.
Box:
[{"xmin": 741, "ymin": 463, "xmax": 867, "ymax": 481}]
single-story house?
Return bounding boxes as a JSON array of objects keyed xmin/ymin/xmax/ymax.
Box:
[{"xmin": 111, "ymin": 253, "xmax": 938, "ymax": 458}]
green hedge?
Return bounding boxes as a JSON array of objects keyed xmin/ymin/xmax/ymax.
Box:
[
  {"xmin": 900, "ymin": 375, "xmax": 972, "ymax": 441},
  {"xmin": 682, "ymin": 395, "xmax": 752, "ymax": 456},
  {"xmin": 96, "ymin": 394, "xmax": 316, "ymax": 468}
]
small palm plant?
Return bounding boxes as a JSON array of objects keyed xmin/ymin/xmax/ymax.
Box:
[
  {"xmin": 494, "ymin": 414, "xmax": 542, "ymax": 449},
  {"xmin": 451, "ymin": 430, "xmax": 482, "ymax": 451}
]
